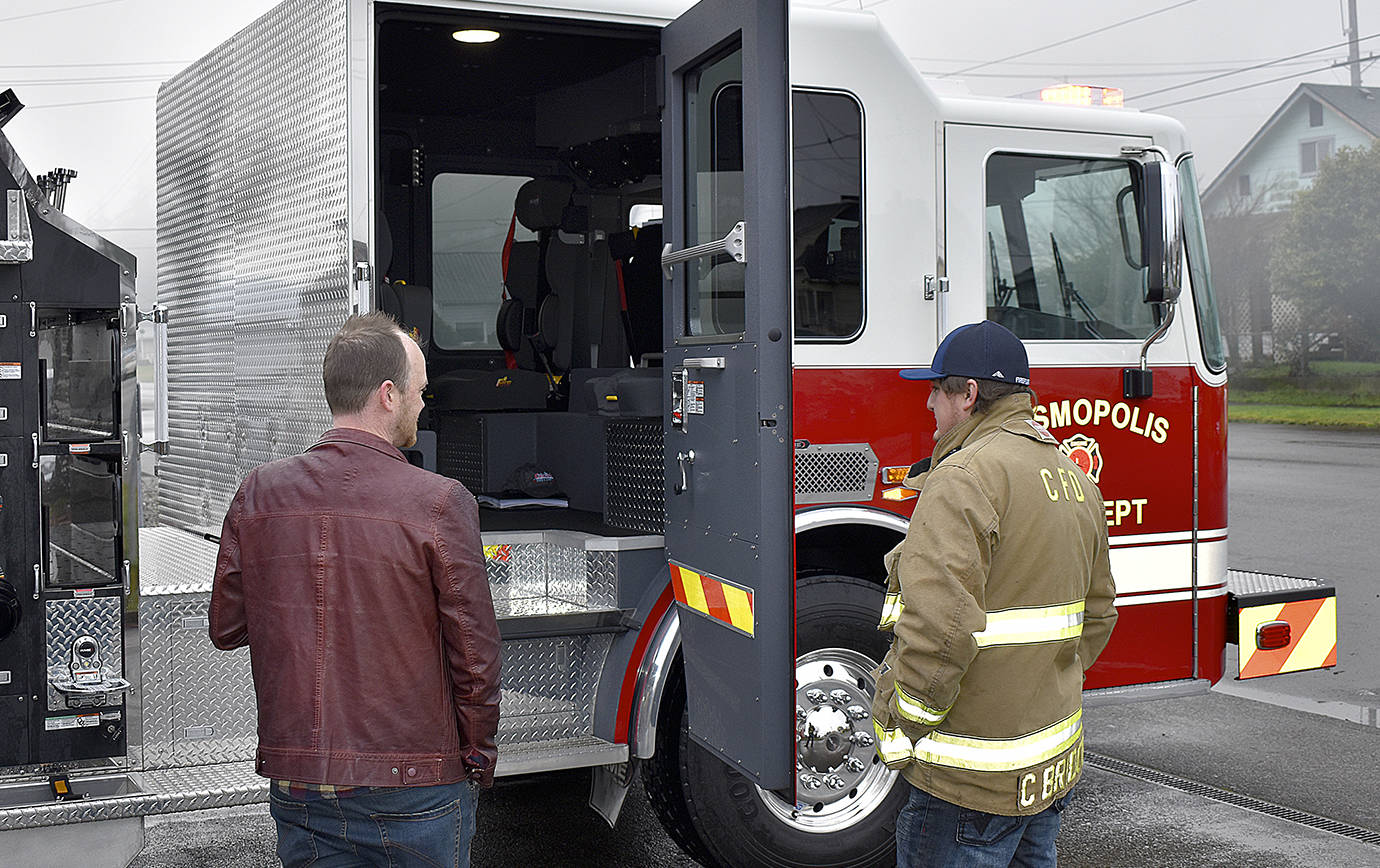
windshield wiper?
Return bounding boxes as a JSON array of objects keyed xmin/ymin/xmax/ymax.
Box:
[{"xmin": 1050, "ymin": 233, "xmax": 1102, "ymax": 339}]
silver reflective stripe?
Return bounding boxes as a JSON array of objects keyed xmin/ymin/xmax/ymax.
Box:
[
  {"xmin": 894, "ymin": 683, "xmax": 951, "ymax": 726},
  {"xmin": 913, "ymin": 709, "xmax": 1083, "ymax": 773},
  {"xmin": 878, "ymin": 592, "xmax": 904, "ymax": 629},
  {"xmin": 973, "ymin": 601, "xmax": 1084, "ymax": 648}
]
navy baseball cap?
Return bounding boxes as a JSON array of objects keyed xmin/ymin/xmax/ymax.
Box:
[{"xmin": 899, "ymin": 321, "xmax": 1030, "ymax": 385}]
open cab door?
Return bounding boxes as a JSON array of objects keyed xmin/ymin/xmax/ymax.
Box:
[{"xmin": 661, "ymin": 0, "xmax": 794, "ymax": 788}]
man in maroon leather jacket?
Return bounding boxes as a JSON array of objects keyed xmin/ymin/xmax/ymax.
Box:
[{"xmin": 210, "ymin": 312, "xmax": 500, "ymax": 867}]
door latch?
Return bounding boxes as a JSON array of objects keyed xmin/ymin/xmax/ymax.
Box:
[
  {"xmin": 923, "ymin": 275, "xmax": 950, "ymax": 301},
  {"xmin": 675, "ymin": 450, "xmax": 695, "ymax": 495}
]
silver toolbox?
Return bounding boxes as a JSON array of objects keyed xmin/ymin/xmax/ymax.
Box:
[{"xmin": 137, "ymin": 527, "xmax": 256, "ymax": 770}]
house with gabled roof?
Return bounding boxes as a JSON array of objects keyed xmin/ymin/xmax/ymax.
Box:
[
  {"xmin": 1201, "ymin": 82, "xmax": 1380, "ymax": 364},
  {"xmin": 1203, "ymin": 82, "xmax": 1380, "ymax": 217}
]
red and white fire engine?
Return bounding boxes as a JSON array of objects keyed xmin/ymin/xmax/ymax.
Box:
[{"xmin": 0, "ymin": 1, "xmax": 1335, "ymax": 865}]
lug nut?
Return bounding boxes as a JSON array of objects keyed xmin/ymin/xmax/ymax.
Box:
[
  {"xmin": 796, "ymin": 707, "xmax": 807, "ymax": 721},
  {"xmin": 850, "ymin": 732, "xmax": 875, "ymax": 747},
  {"xmin": 800, "ymin": 774, "xmax": 823, "ymax": 790},
  {"xmin": 825, "ymin": 774, "xmax": 847, "ymax": 790},
  {"xmin": 847, "ymin": 705, "xmax": 869, "ymax": 720},
  {"xmin": 806, "ymin": 689, "xmax": 828, "ymax": 705},
  {"xmin": 829, "ymin": 689, "xmax": 850, "ymax": 705},
  {"xmin": 845, "ymin": 757, "xmax": 866, "ymax": 773}
]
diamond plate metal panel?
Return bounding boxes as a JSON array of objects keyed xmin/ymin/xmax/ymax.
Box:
[
  {"xmin": 484, "ymin": 535, "xmax": 618, "ymax": 615},
  {"xmin": 156, "ymin": 0, "xmax": 351, "ymax": 534},
  {"xmin": 0, "ymin": 762, "xmax": 266, "ymax": 831},
  {"xmin": 138, "ymin": 526, "xmax": 221, "ymax": 596},
  {"xmin": 45, "ymin": 598, "xmax": 123, "ymax": 712},
  {"xmin": 1227, "ymin": 569, "xmax": 1327, "ymax": 595},
  {"xmin": 436, "ymin": 413, "xmax": 484, "ymax": 492},
  {"xmin": 606, "ymin": 419, "xmax": 664, "ymax": 533},
  {"xmin": 140, "ymin": 593, "xmax": 256, "ymax": 770},
  {"xmin": 794, "ymin": 442, "xmax": 880, "ymax": 504},
  {"xmin": 497, "ymin": 635, "xmax": 612, "ymax": 745}
]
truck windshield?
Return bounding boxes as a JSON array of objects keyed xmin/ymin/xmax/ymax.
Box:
[
  {"xmin": 1178, "ymin": 155, "xmax": 1227, "ymax": 372},
  {"xmin": 985, "ymin": 153, "xmax": 1158, "ymax": 341}
]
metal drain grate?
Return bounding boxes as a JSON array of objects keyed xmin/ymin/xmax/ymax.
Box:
[{"xmin": 1088, "ymin": 753, "xmax": 1380, "ymax": 847}]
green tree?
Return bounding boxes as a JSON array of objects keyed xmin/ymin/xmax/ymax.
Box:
[{"xmin": 1272, "ymin": 143, "xmax": 1380, "ymax": 372}]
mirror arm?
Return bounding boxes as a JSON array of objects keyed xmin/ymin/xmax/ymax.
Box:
[{"xmin": 1138, "ymin": 301, "xmax": 1176, "ymax": 372}]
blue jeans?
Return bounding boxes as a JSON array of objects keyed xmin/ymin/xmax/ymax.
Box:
[
  {"xmin": 269, "ymin": 781, "xmax": 479, "ymax": 867},
  {"xmin": 896, "ymin": 783, "xmax": 1072, "ymax": 868}
]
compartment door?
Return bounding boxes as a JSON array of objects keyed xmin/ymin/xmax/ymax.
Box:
[
  {"xmin": 155, "ymin": 0, "xmax": 375, "ymax": 534},
  {"xmin": 661, "ymin": 0, "xmax": 793, "ymax": 787}
]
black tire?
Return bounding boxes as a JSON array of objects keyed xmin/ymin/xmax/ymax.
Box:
[
  {"xmin": 645, "ymin": 574, "xmax": 907, "ymax": 868},
  {"xmin": 642, "ymin": 657, "xmax": 718, "ymax": 867}
]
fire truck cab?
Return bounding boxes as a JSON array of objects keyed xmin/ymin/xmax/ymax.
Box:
[{"xmin": 0, "ymin": 1, "xmax": 1336, "ymax": 866}]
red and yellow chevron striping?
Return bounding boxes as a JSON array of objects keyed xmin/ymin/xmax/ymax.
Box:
[
  {"xmin": 1238, "ymin": 596, "xmax": 1337, "ymax": 679},
  {"xmin": 669, "ymin": 562, "xmax": 755, "ymax": 637}
]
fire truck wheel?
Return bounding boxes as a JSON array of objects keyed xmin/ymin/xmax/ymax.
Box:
[{"xmin": 648, "ymin": 574, "xmax": 906, "ymax": 868}]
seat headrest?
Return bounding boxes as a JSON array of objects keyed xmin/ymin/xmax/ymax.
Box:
[{"xmin": 515, "ymin": 178, "xmax": 575, "ymax": 231}]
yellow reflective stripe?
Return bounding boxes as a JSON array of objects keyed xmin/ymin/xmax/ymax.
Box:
[
  {"xmin": 894, "ymin": 683, "xmax": 951, "ymax": 726},
  {"xmin": 873, "ymin": 721, "xmax": 914, "ymax": 763},
  {"xmin": 973, "ymin": 602, "xmax": 1084, "ymax": 648},
  {"xmin": 914, "ymin": 709, "xmax": 1083, "ymax": 773},
  {"xmin": 878, "ymin": 593, "xmax": 904, "ymax": 628}
]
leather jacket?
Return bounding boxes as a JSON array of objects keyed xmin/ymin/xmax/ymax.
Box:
[{"xmin": 210, "ymin": 427, "xmax": 502, "ymax": 787}]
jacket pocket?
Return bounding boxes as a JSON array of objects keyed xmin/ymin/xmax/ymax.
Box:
[{"xmin": 957, "ymin": 808, "xmax": 1024, "ymax": 846}]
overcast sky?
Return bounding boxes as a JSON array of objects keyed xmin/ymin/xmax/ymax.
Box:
[{"xmin": 4, "ymin": 0, "xmax": 1373, "ymax": 301}]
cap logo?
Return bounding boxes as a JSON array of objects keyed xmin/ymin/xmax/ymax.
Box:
[{"xmin": 992, "ymin": 370, "xmax": 1004, "ymax": 379}]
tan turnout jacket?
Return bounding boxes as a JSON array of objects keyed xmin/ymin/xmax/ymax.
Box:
[{"xmin": 871, "ymin": 393, "xmax": 1117, "ymax": 816}]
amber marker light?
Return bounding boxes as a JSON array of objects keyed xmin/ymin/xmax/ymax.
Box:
[
  {"xmin": 453, "ymin": 29, "xmax": 500, "ymax": 43},
  {"xmin": 1040, "ymin": 84, "xmax": 1123, "ymax": 108},
  {"xmin": 881, "ymin": 466, "xmax": 910, "ymax": 484}
]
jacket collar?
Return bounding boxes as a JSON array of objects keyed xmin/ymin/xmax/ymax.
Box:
[
  {"xmin": 309, "ymin": 427, "xmax": 408, "ymax": 463},
  {"xmin": 931, "ymin": 393, "xmax": 1038, "ymax": 464}
]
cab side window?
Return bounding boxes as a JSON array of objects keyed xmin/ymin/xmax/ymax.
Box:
[
  {"xmin": 986, "ymin": 154, "xmax": 1158, "ymax": 341},
  {"xmin": 792, "ymin": 91, "xmax": 863, "ymax": 340}
]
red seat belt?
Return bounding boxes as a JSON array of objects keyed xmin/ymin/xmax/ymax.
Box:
[{"xmin": 501, "ymin": 212, "xmax": 517, "ymax": 369}]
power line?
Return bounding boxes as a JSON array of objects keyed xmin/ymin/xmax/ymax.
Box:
[
  {"xmin": 0, "ymin": 60, "xmax": 190, "ymax": 69},
  {"xmin": 911, "ymin": 55, "xmax": 1353, "ymax": 68},
  {"xmin": 1142, "ymin": 57, "xmax": 1366, "ymax": 111},
  {"xmin": 22, "ymin": 94, "xmax": 156, "ymax": 110},
  {"xmin": 6, "ymin": 75, "xmax": 167, "ymax": 86},
  {"xmin": 0, "ymin": 0, "xmax": 123, "ymax": 26},
  {"xmin": 1132, "ymin": 31, "xmax": 1380, "ymax": 100},
  {"xmin": 938, "ymin": 0, "xmax": 1201, "ymax": 78},
  {"xmin": 924, "ymin": 60, "xmax": 1331, "ymax": 81}
]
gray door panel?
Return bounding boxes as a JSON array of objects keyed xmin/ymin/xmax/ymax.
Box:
[{"xmin": 661, "ymin": 0, "xmax": 794, "ymax": 789}]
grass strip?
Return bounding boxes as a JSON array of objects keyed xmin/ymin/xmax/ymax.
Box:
[{"xmin": 1227, "ymin": 404, "xmax": 1380, "ymax": 429}]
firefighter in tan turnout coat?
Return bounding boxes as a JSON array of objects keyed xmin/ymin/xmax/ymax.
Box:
[{"xmin": 872, "ymin": 321, "xmax": 1118, "ymax": 868}]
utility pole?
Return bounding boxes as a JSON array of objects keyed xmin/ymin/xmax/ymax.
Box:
[{"xmin": 1348, "ymin": 0, "xmax": 1362, "ymax": 87}]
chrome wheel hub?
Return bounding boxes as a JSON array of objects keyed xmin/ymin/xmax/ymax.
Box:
[{"xmin": 755, "ymin": 648, "xmax": 898, "ymax": 833}]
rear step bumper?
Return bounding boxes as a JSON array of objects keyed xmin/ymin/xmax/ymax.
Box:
[{"xmin": 1226, "ymin": 570, "xmax": 1337, "ymax": 679}]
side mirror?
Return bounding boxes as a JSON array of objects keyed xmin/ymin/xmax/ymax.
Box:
[{"xmin": 1140, "ymin": 161, "xmax": 1183, "ymax": 304}]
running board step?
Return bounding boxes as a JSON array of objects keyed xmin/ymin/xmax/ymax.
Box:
[
  {"xmin": 0, "ymin": 762, "xmax": 265, "ymax": 831},
  {"xmin": 498, "ymin": 608, "xmax": 633, "ymax": 640},
  {"xmin": 496, "ymin": 735, "xmax": 627, "ymax": 778}
]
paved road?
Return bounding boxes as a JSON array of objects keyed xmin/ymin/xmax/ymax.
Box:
[
  {"xmin": 1224, "ymin": 423, "xmax": 1380, "ymax": 713},
  {"xmin": 128, "ymin": 421, "xmax": 1380, "ymax": 867},
  {"xmin": 136, "ymin": 689, "xmax": 1380, "ymax": 868}
]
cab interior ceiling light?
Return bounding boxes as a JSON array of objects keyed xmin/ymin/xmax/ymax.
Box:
[{"xmin": 453, "ymin": 28, "xmax": 501, "ymax": 43}]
